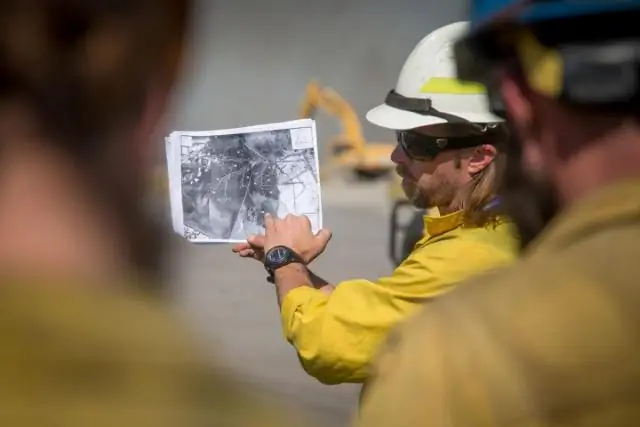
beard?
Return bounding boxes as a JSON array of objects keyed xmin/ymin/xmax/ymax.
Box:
[
  {"xmin": 398, "ymin": 164, "xmax": 430, "ymax": 209},
  {"xmin": 406, "ymin": 181, "xmax": 430, "ymax": 209},
  {"xmin": 498, "ymin": 131, "xmax": 559, "ymax": 251},
  {"xmin": 398, "ymin": 164, "xmax": 454, "ymax": 210}
]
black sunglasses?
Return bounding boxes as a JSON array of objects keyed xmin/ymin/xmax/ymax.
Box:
[
  {"xmin": 395, "ymin": 129, "xmax": 499, "ymax": 161},
  {"xmin": 395, "ymin": 131, "xmax": 449, "ymax": 161}
]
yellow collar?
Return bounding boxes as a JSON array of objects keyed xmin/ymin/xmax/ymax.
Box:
[
  {"xmin": 423, "ymin": 209, "xmax": 464, "ymax": 238},
  {"xmin": 529, "ymin": 178, "xmax": 640, "ymax": 253}
]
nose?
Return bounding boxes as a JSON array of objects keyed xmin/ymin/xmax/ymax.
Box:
[{"xmin": 390, "ymin": 144, "xmax": 407, "ymax": 165}]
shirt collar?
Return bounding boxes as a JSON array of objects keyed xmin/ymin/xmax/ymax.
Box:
[
  {"xmin": 527, "ymin": 178, "xmax": 640, "ymax": 254},
  {"xmin": 423, "ymin": 208, "xmax": 465, "ymax": 238}
]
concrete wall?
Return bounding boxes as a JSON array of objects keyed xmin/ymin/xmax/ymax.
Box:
[{"xmin": 170, "ymin": 0, "xmax": 466, "ymax": 155}]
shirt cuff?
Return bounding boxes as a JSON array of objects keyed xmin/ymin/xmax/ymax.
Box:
[{"xmin": 280, "ymin": 286, "xmax": 328, "ymax": 338}]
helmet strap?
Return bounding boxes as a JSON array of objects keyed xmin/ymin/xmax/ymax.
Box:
[{"xmin": 384, "ymin": 90, "xmax": 475, "ymax": 124}]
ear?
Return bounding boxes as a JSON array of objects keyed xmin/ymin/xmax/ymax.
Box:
[{"xmin": 468, "ymin": 144, "xmax": 497, "ymax": 175}]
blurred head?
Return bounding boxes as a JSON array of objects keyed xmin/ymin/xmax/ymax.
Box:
[
  {"xmin": 0, "ymin": 0, "xmax": 191, "ymax": 287},
  {"xmin": 392, "ymin": 122, "xmax": 507, "ymax": 224},
  {"xmin": 455, "ymin": 4, "xmax": 640, "ymax": 247}
]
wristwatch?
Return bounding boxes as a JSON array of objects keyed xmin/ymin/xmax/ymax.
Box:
[{"xmin": 263, "ymin": 245, "xmax": 305, "ymax": 283}]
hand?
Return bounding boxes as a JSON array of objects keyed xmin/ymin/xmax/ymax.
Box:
[
  {"xmin": 263, "ymin": 213, "xmax": 332, "ymax": 263},
  {"xmin": 231, "ymin": 234, "xmax": 267, "ymax": 262}
]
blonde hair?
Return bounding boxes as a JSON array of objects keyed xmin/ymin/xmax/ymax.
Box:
[{"xmin": 460, "ymin": 124, "xmax": 509, "ymax": 227}]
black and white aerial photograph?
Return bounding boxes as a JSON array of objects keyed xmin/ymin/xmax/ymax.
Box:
[{"xmin": 169, "ymin": 120, "xmax": 322, "ymax": 242}]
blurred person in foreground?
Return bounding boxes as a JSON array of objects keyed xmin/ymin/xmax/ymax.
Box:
[
  {"xmin": 355, "ymin": 3, "xmax": 640, "ymax": 427},
  {"xmin": 232, "ymin": 22, "xmax": 518, "ymax": 386},
  {"xmin": 0, "ymin": 1, "xmax": 300, "ymax": 425}
]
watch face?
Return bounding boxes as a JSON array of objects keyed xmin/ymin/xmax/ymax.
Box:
[{"xmin": 267, "ymin": 246, "xmax": 289, "ymax": 264}]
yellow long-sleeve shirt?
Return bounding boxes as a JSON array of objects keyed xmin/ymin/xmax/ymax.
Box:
[{"xmin": 280, "ymin": 210, "xmax": 518, "ymax": 385}]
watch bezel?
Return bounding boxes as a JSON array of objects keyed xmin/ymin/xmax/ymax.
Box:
[{"xmin": 263, "ymin": 245, "xmax": 305, "ymax": 276}]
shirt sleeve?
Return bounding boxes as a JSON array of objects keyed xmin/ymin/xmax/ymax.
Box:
[
  {"xmin": 353, "ymin": 297, "xmax": 501, "ymax": 427},
  {"xmin": 354, "ymin": 270, "xmax": 534, "ymax": 427},
  {"xmin": 353, "ymin": 308, "xmax": 456, "ymax": 427},
  {"xmin": 280, "ymin": 237, "xmax": 512, "ymax": 384}
]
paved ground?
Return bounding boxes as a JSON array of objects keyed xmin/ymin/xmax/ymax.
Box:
[{"xmin": 168, "ymin": 179, "xmax": 403, "ymax": 426}]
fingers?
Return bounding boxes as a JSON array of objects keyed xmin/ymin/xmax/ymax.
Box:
[
  {"xmin": 264, "ymin": 213, "xmax": 275, "ymax": 232},
  {"xmin": 232, "ymin": 235, "xmax": 264, "ymax": 252},
  {"xmin": 267, "ymin": 214, "xmax": 313, "ymax": 232},
  {"xmin": 247, "ymin": 234, "xmax": 265, "ymax": 248},
  {"xmin": 301, "ymin": 214, "xmax": 312, "ymax": 230},
  {"xmin": 232, "ymin": 233, "xmax": 266, "ymax": 262},
  {"xmin": 281, "ymin": 214, "xmax": 312, "ymax": 231},
  {"xmin": 231, "ymin": 242, "xmax": 251, "ymax": 253},
  {"xmin": 234, "ymin": 246, "xmax": 264, "ymax": 260},
  {"xmin": 230, "ymin": 242, "xmax": 254, "ymax": 257},
  {"xmin": 237, "ymin": 249, "xmax": 257, "ymax": 258},
  {"xmin": 315, "ymin": 228, "xmax": 333, "ymax": 248}
]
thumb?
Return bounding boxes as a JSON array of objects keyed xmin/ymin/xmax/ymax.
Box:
[
  {"xmin": 314, "ymin": 228, "xmax": 332, "ymax": 249},
  {"xmin": 248, "ymin": 234, "xmax": 266, "ymax": 248},
  {"xmin": 231, "ymin": 242, "xmax": 249, "ymax": 253}
]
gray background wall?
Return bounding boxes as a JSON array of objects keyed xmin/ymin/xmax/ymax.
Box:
[{"xmin": 170, "ymin": 0, "xmax": 466, "ymax": 152}]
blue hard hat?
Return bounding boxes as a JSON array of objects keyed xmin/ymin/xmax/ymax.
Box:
[
  {"xmin": 458, "ymin": 0, "xmax": 640, "ymax": 115},
  {"xmin": 470, "ymin": 0, "xmax": 640, "ymax": 31}
]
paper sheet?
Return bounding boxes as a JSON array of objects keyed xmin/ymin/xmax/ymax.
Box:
[{"xmin": 165, "ymin": 118, "xmax": 323, "ymax": 243}]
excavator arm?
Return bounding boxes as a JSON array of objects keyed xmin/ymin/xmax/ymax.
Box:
[
  {"xmin": 298, "ymin": 80, "xmax": 366, "ymax": 155},
  {"xmin": 298, "ymin": 79, "xmax": 395, "ymax": 179}
]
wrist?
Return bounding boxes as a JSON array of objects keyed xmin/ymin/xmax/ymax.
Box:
[
  {"xmin": 270, "ymin": 261, "xmax": 311, "ymax": 307},
  {"xmin": 274, "ymin": 262, "xmax": 306, "ymax": 277},
  {"xmin": 268, "ymin": 262, "xmax": 306, "ymax": 284},
  {"xmin": 264, "ymin": 245, "xmax": 305, "ymax": 283}
]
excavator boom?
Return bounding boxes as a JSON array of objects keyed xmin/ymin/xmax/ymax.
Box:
[
  {"xmin": 299, "ymin": 80, "xmax": 366, "ymax": 153},
  {"xmin": 298, "ymin": 79, "xmax": 395, "ymax": 179}
]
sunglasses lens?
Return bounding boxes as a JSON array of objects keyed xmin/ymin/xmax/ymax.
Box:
[{"xmin": 396, "ymin": 131, "xmax": 440, "ymax": 160}]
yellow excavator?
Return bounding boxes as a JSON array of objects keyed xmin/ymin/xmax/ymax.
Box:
[{"xmin": 299, "ymin": 80, "xmax": 395, "ymax": 180}]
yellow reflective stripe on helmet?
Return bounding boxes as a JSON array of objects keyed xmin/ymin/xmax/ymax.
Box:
[
  {"xmin": 419, "ymin": 77, "xmax": 487, "ymax": 94},
  {"xmin": 516, "ymin": 31, "xmax": 563, "ymax": 98}
]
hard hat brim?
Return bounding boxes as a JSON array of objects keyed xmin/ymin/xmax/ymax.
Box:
[{"xmin": 366, "ymin": 103, "xmax": 502, "ymax": 131}]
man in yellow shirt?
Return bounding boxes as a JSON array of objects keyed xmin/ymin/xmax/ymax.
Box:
[
  {"xmin": 0, "ymin": 0, "xmax": 303, "ymax": 425},
  {"xmin": 232, "ymin": 22, "xmax": 518, "ymax": 385},
  {"xmin": 355, "ymin": 5, "xmax": 640, "ymax": 427}
]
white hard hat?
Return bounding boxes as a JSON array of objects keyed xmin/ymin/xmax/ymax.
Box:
[{"xmin": 366, "ymin": 21, "xmax": 503, "ymax": 131}]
